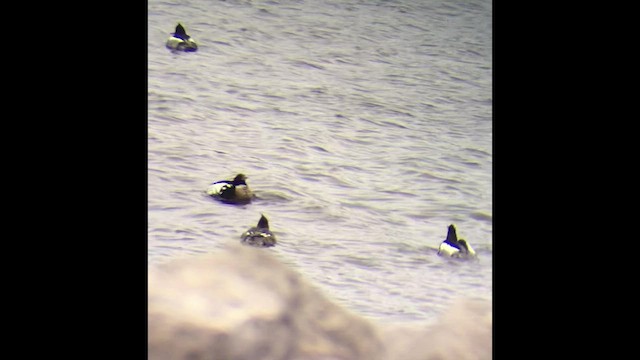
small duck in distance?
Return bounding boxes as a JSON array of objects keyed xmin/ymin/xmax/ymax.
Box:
[
  {"xmin": 166, "ymin": 23, "xmax": 198, "ymax": 52},
  {"xmin": 241, "ymin": 214, "xmax": 277, "ymax": 247},
  {"xmin": 206, "ymin": 173, "xmax": 254, "ymax": 204},
  {"xmin": 437, "ymin": 224, "xmax": 477, "ymax": 259}
]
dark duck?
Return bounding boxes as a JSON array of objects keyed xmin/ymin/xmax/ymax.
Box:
[
  {"xmin": 241, "ymin": 214, "xmax": 277, "ymax": 247},
  {"xmin": 437, "ymin": 224, "xmax": 477, "ymax": 259},
  {"xmin": 206, "ymin": 173, "xmax": 254, "ymax": 204}
]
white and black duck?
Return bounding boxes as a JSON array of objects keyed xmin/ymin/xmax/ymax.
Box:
[
  {"xmin": 437, "ymin": 224, "xmax": 477, "ymax": 259},
  {"xmin": 166, "ymin": 23, "xmax": 198, "ymax": 52},
  {"xmin": 206, "ymin": 173, "xmax": 254, "ymax": 204}
]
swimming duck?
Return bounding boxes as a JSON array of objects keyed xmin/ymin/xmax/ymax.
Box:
[
  {"xmin": 437, "ymin": 224, "xmax": 477, "ymax": 258},
  {"xmin": 166, "ymin": 23, "xmax": 198, "ymax": 52},
  {"xmin": 241, "ymin": 214, "xmax": 277, "ymax": 247},
  {"xmin": 206, "ymin": 173, "xmax": 254, "ymax": 204}
]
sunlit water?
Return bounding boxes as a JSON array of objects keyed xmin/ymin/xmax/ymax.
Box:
[{"xmin": 148, "ymin": 0, "xmax": 492, "ymax": 323}]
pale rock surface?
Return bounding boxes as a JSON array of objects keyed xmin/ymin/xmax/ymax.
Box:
[{"xmin": 148, "ymin": 244, "xmax": 491, "ymax": 360}]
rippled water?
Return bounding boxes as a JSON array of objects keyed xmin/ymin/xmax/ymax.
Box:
[{"xmin": 148, "ymin": 0, "xmax": 492, "ymax": 323}]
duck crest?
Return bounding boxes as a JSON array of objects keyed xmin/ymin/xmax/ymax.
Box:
[
  {"xmin": 445, "ymin": 224, "xmax": 458, "ymax": 245},
  {"xmin": 232, "ymin": 173, "xmax": 248, "ymax": 185},
  {"xmin": 257, "ymin": 214, "xmax": 269, "ymax": 229},
  {"xmin": 174, "ymin": 23, "xmax": 189, "ymax": 40}
]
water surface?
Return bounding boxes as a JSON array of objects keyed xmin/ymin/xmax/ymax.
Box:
[{"xmin": 148, "ymin": 0, "xmax": 492, "ymax": 323}]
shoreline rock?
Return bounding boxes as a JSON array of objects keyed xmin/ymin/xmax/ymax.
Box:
[{"xmin": 148, "ymin": 244, "xmax": 491, "ymax": 360}]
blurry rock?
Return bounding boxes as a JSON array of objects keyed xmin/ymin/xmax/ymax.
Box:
[
  {"xmin": 148, "ymin": 244, "xmax": 492, "ymax": 360},
  {"xmin": 381, "ymin": 299, "xmax": 493, "ymax": 360},
  {"xmin": 148, "ymin": 244, "xmax": 385, "ymax": 360}
]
